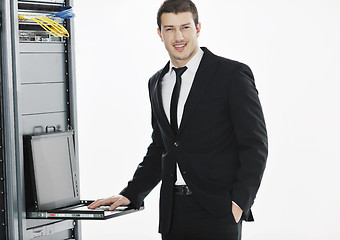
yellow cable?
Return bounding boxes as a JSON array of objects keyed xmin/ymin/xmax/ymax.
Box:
[
  {"xmin": 18, "ymin": 15, "xmax": 69, "ymax": 38},
  {"xmin": 18, "ymin": 15, "xmax": 26, "ymax": 20}
]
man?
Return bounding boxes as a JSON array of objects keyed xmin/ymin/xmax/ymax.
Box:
[{"xmin": 89, "ymin": 0, "xmax": 268, "ymax": 239}]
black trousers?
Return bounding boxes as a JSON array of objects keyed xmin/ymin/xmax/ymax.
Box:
[{"xmin": 162, "ymin": 194, "xmax": 242, "ymax": 240}]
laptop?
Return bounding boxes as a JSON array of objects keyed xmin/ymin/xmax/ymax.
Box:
[{"xmin": 23, "ymin": 130, "xmax": 143, "ymax": 220}]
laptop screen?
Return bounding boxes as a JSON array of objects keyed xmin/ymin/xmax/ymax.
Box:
[{"xmin": 25, "ymin": 131, "xmax": 80, "ymax": 210}]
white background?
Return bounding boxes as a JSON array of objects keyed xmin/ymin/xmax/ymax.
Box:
[{"xmin": 73, "ymin": 1, "xmax": 340, "ymax": 239}]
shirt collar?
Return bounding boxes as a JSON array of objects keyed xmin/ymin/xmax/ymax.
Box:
[{"xmin": 169, "ymin": 47, "xmax": 204, "ymax": 75}]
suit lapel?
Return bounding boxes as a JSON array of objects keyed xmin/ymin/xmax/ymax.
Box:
[
  {"xmin": 151, "ymin": 62, "xmax": 175, "ymax": 137},
  {"xmin": 178, "ymin": 48, "xmax": 220, "ymax": 135}
]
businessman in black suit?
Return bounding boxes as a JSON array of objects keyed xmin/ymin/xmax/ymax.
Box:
[{"xmin": 89, "ymin": 0, "xmax": 268, "ymax": 239}]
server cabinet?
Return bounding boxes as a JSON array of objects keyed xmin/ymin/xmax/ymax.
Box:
[
  {"xmin": 1, "ymin": 0, "xmax": 81, "ymax": 239},
  {"xmin": 1, "ymin": 1, "xmax": 20, "ymax": 239}
]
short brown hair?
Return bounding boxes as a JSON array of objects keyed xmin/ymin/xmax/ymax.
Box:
[{"xmin": 157, "ymin": 0, "xmax": 199, "ymax": 29}]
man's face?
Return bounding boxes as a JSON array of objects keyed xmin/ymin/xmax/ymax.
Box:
[{"xmin": 157, "ymin": 12, "xmax": 201, "ymax": 67}]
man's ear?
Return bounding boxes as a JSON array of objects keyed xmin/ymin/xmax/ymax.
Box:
[
  {"xmin": 196, "ymin": 22, "xmax": 201, "ymax": 37},
  {"xmin": 157, "ymin": 28, "xmax": 164, "ymax": 42}
]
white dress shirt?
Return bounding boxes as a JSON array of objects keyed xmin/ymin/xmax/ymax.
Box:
[{"xmin": 161, "ymin": 48, "xmax": 204, "ymax": 185}]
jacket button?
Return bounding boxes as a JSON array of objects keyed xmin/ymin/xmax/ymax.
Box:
[{"xmin": 174, "ymin": 142, "xmax": 180, "ymax": 147}]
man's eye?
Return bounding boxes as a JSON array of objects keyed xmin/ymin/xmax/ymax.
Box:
[{"xmin": 166, "ymin": 28, "xmax": 173, "ymax": 31}]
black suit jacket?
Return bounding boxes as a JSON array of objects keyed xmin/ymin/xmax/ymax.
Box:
[{"xmin": 120, "ymin": 47, "xmax": 268, "ymax": 234}]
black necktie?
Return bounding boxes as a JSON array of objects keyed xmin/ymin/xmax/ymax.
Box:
[{"xmin": 170, "ymin": 66, "xmax": 187, "ymax": 135}]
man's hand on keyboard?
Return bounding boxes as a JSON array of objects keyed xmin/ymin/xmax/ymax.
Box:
[{"xmin": 88, "ymin": 195, "xmax": 131, "ymax": 211}]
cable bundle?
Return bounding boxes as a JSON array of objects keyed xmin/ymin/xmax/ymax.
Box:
[
  {"xmin": 18, "ymin": 7, "xmax": 75, "ymax": 38},
  {"xmin": 47, "ymin": 6, "xmax": 75, "ymax": 20}
]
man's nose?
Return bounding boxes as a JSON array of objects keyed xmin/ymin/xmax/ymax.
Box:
[{"xmin": 174, "ymin": 29, "xmax": 184, "ymax": 41}]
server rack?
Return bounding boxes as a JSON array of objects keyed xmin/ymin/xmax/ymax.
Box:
[
  {"xmin": 1, "ymin": 1, "xmax": 20, "ymax": 239},
  {"xmin": 1, "ymin": 0, "xmax": 81, "ymax": 239}
]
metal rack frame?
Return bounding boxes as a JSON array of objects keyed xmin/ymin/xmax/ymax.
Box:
[{"xmin": 1, "ymin": 0, "xmax": 81, "ymax": 239}]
